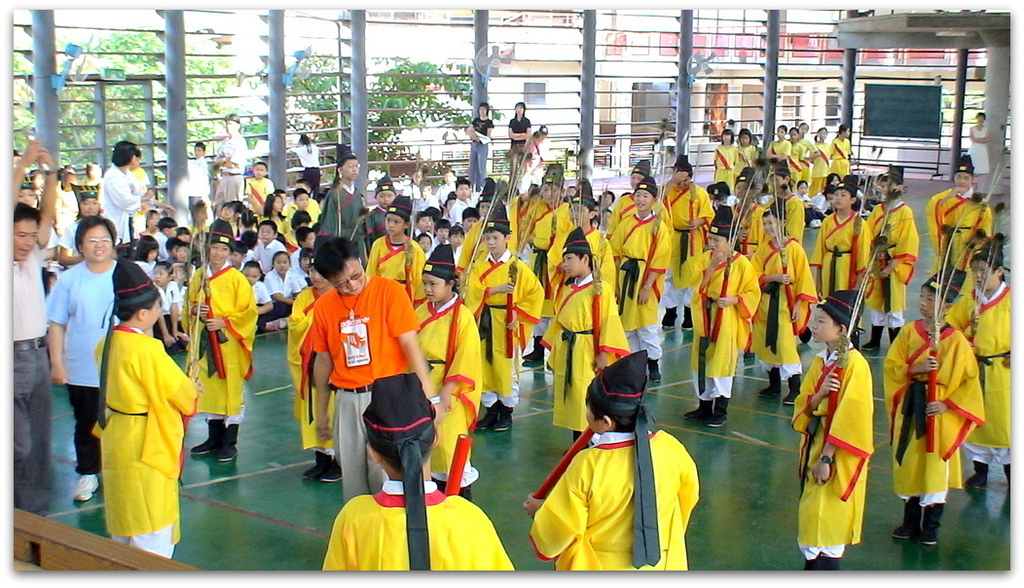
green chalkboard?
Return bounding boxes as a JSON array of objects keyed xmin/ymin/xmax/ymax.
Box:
[{"xmin": 863, "ymin": 84, "xmax": 942, "ymax": 140}]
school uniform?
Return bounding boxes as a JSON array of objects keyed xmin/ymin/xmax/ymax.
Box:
[
  {"xmin": 283, "ymin": 199, "xmax": 322, "ymax": 225},
  {"xmin": 254, "ymin": 238, "xmax": 288, "ymax": 274},
  {"xmin": 829, "ymin": 137, "xmax": 851, "ymax": 177},
  {"xmin": 246, "ymin": 177, "xmax": 274, "ymax": 211}
]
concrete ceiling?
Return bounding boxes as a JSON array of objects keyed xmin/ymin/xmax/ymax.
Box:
[{"xmin": 834, "ymin": 11, "xmax": 1010, "ymax": 49}]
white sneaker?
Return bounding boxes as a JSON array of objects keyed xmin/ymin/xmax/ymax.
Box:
[
  {"xmin": 810, "ymin": 219, "xmax": 822, "ymax": 228},
  {"xmin": 73, "ymin": 474, "xmax": 99, "ymax": 502}
]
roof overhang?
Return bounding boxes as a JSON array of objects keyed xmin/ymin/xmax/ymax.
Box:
[{"xmin": 834, "ymin": 11, "xmax": 1010, "ymax": 49}]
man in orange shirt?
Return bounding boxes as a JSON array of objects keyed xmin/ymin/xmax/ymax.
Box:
[{"xmin": 310, "ymin": 237, "xmax": 436, "ymax": 504}]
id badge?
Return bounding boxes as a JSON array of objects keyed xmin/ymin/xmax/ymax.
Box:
[{"xmin": 339, "ymin": 316, "xmax": 371, "ymax": 368}]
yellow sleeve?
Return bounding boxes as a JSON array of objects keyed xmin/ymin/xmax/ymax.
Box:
[
  {"xmin": 649, "ymin": 223, "xmax": 671, "ymax": 273},
  {"xmin": 809, "ymin": 217, "xmax": 827, "ymax": 268},
  {"xmin": 134, "ymin": 341, "xmax": 198, "ymax": 480},
  {"xmin": 514, "ymin": 259, "xmax": 545, "ymax": 324},
  {"xmin": 925, "ymin": 193, "xmax": 948, "ymax": 255},
  {"xmin": 366, "ymin": 238, "xmax": 383, "ymax": 276},
  {"xmin": 827, "ymin": 352, "xmax": 874, "ymax": 499},
  {"xmin": 529, "ymin": 450, "xmax": 592, "ymax": 560},
  {"xmin": 446, "ymin": 309, "xmax": 483, "ymax": 396},
  {"xmin": 945, "ymin": 293, "xmax": 972, "ymax": 332},
  {"xmin": 597, "ymin": 288, "xmax": 631, "ymax": 356},
  {"xmin": 221, "ymin": 271, "xmax": 257, "ymax": 340},
  {"xmin": 734, "ymin": 256, "xmax": 761, "ymax": 321}
]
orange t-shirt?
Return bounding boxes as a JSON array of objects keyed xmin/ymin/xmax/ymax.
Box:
[{"xmin": 310, "ymin": 275, "xmax": 419, "ymax": 389}]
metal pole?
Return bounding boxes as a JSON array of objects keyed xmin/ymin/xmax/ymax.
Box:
[
  {"xmin": 267, "ymin": 10, "xmax": 288, "ymax": 190},
  {"xmin": 473, "ymin": 10, "xmax": 488, "ymax": 107},
  {"xmin": 950, "ymin": 48, "xmax": 969, "ymax": 179},
  {"xmin": 840, "ymin": 10, "xmax": 858, "ymax": 131},
  {"xmin": 677, "ymin": 10, "xmax": 693, "ymax": 157},
  {"xmin": 162, "ymin": 10, "xmax": 189, "ymax": 223},
  {"xmin": 350, "ymin": 10, "xmax": 368, "ymax": 192},
  {"xmin": 30, "ymin": 10, "xmax": 60, "ymax": 163},
  {"xmin": 762, "ymin": 10, "xmax": 780, "ymax": 153},
  {"xmin": 579, "ymin": 10, "xmax": 596, "ymax": 181}
]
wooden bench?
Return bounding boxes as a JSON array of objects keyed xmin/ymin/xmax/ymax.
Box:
[{"xmin": 13, "ymin": 509, "xmax": 197, "ymax": 570}]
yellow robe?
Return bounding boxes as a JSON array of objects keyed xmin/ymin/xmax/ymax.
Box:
[
  {"xmin": 283, "ymin": 199, "xmax": 322, "ymax": 225},
  {"xmin": 529, "ymin": 431, "xmax": 699, "ymax": 570},
  {"xmin": 829, "ymin": 137, "xmax": 851, "ymax": 176},
  {"xmin": 610, "ymin": 212, "xmax": 672, "ymax": 331},
  {"xmin": 736, "ymin": 144, "xmax": 759, "ymax": 179},
  {"xmin": 287, "ymin": 287, "xmax": 335, "ymax": 451},
  {"xmin": 458, "ymin": 203, "xmax": 520, "ymax": 273},
  {"xmin": 739, "ymin": 202, "xmax": 766, "ymax": 257},
  {"xmin": 684, "ymin": 251, "xmax": 760, "ymax": 377},
  {"xmin": 763, "ymin": 195, "xmax": 806, "ymax": 244},
  {"xmin": 664, "ymin": 183, "xmax": 713, "ymax": 290},
  {"xmin": 323, "ymin": 491, "xmax": 514, "ymax": 570},
  {"xmin": 547, "ymin": 226, "xmax": 616, "ymax": 304},
  {"xmin": 714, "ymin": 144, "xmax": 739, "ymax": 190},
  {"xmin": 767, "ymin": 139, "xmax": 792, "ymax": 162},
  {"xmin": 606, "ymin": 192, "xmax": 634, "ymax": 239},
  {"xmin": 925, "ymin": 190, "xmax": 993, "ymax": 274},
  {"xmin": 185, "ymin": 265, "xmax": 257, "ymax": 416},
  {"xmin": 96, "ymin": 329, "xmax": 197, "ymax": 540},
  {"xmin": 864, "ymin": 202, "xmax": 919, "ymax": 314},
  {"xmin": 416, "ymin": 298, "xmax": 484, "ymax": 477},
  {"xmin": 465, "ymin": 253, "xmax": 544, "ymax": 394},
  {"xmin": 750, "ymin": 239, "xmax": 817, "ymax": 366},
  {"xmin": 884, "ymin": 321, "xmax": 985, "ymax": 495},
  {"xmin": 246, "ymin": 177, "xmax": 275, "ymax": 211},
  {"xmin": 542, "ymin": 277, "xmax": 630, "ymax": 431},
  {"xmin": 796, "ymin": 138, "xmax": 815, "ymax": 185},
  {"xmin": 792, "ymin": 347, "xmax": 873, "ymax": 548},
  {"xmin": 947, "ymin": 284, "xmax": 1010, "ymax": 448},
  {"xmin": 527, "ymin": 203, "xmax": 574, "ymax": 317},
  {"xmin": 366, "ymin": 236, "xmax": 427, "ymax": 306},
  {"xmin": 809, "ymin": 211, "xmax": 871, "ymax": 298},
  {"xmin": 810, "ymin": 141, "xmax": 833, "ymax": 194},
  {"xmin": 787, "ymin": 141, "xmax": 811, "ymax": 185}
]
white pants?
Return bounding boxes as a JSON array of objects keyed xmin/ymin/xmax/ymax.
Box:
[
  {"xmin": 899, "ymin": 491, "xmax": 948, "ymax": 507},
  {"xmin": 532, "ymin": 316, "xmax": 551, "ymax": 338},
  {"xmin": 626, "ymin": 325, "xmax": 662, "ymax": 360},
  {"xmin": 865, "ymin": 309, "xmax": 905, "ymax": 328},
  {"xmin": 205, "ymin": 405, "xmax": 245, "ymax": 425},
  {"xmin": 112, "ymin": 523, "xmax": 175, "ymax": 559},
  {"xmin": 798, "ymin": 543, "xmax": 845, "ymax": 560},
  {"xmin": 482, "ymin": 348, "xmax": 522, "ymax": 408},
  {"xmin": 333, "ymin": 390, "xmax": 387, "ymax": 504},
  {"xmin": 691, "ymin": 371, "xmax": 734, "ymax": 400},
  {"xmin": 760, "ymin": 361, "xmax": 803, "ymax": 379},
  {"xmin": 961, "ymin": 442, "xmax": 1011, "ymax": 465}
]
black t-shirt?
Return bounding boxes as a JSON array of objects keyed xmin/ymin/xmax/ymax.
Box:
[
  {"xmin": 509, "ymin": 116, "xmax": 531, "ymax": 147},
  {"xmin": 472, "ymin": 117, "xmax": 494, "ymax": 140}
]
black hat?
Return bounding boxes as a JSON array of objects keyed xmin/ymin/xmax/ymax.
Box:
[
  {"xmin": 774, "ymin": 160, "xmax": 790, "ymax": 177},
  {"xmin": 673, "ymin": 154, "xmax": 693, "ymax": 174},
  {"xmin": 363, "ymin": 372, "xmax": 436, "ymax": 571},
  {"xmin": 563, "ymin": 226, "xmax": 592, "ymax": 259},
  {"xmin": 708, "ymin": 182, "xmax": 731, "ymax": 199},
  {"xmin": 819, "ymin": 289, "xmax": 859, "ymax": 329},
  {"xmin": 387, "ymin": 195, "xmax": 414, "ymax": 222},
  {"xmin": 955, "ymin": 155, "xmax": 975, "ymax": 176},
  {"xmin": 337, "ymin": 143, "xmax": 357, "ymax": 165},
  {"xmin": 483, "ymin": 203, "xmax": 511, "ymax": 235},
  {"xmin": 707, "ymin": 205, "xmax": 735, "ymax": 239},
  {"xmin": 882, "ymin": 165, "xmax": 904, "ymax": 186},
  {"xmin": 479, "ymin": 177, "xmax": 496, "ymax": 202},
  {"xmin": 375, "ymin": 174, "xmax": 396, "ymax": 195},
  {"xmin": 585, "ymin": 350, "xmax": 660, "ymax": 568},
  {"xmin": 925, "ymin": 268, "xmax": 967, "ymax": 304},
  {"xmin": 837, "ymin": 174, "xmax": 860, "ymax": 197},
  {"xmin": 634, "ymin": 175, "xmax": 658, "ymax": 198},
  {"xmin": 577, "ymin": 178, "xmax": 594, "ymax": 199},
  {"xmin": 630, "ymin": 159, "xmax": 652, "ymax": 177},
  {"xmin": 736, "ymin": 167, "xmax": 755, "ymax": 185},
  {"xmin": 208, "ymin": 219, "xmax": 235, "ymax": 246},
  {"xmin": 70, "ymin": 184, "xmax": 100, "ymax": 202},
  {"xmin": 543, "ymin": 163, "xmax": 565, "ymax": 188},
  {"xmin": 423, "ymin": 244, "xmax": 458, "ymax": 282},
  {"xmin": 455, "ymin": 175, "xmax": 472, "ymax": 189}
]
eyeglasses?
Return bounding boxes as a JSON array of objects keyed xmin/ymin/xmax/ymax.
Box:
[{"xmin": 86, "ymin": 237, "xmax": 113, "ymax": 245}]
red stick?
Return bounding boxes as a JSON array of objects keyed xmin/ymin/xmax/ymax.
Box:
[
  {"xmin": 445, "ymin": 434, "xmax": 474, "ymax": 496},
  {"xmin": 532, "ymin": 428, "xmax": 594, "ymax": 499}
]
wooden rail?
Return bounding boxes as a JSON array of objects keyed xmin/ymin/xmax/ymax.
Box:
[{"xmin": 13, "ymin": 509, "xmax": 196, "ymax": 571}]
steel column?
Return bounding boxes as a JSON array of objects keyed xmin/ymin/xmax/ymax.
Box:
[
  {"xmin": 579, "ymin": 10, "xmax": 596, "ymax": 181},
  {"xmin": 762, "ymin": 11, "xmax": 780, "ymax": 153},
  {"xmin": 162, "ymin": 10, "xmax": 189, "ymax": 222},
  {"xmin": 30, "ymin": 10, "xmax": 60, "ymax": 163},
  {"xmin": 676, "ymin": 10, "xmax": 693, "ymax": 157},
  {"xmin": 267, "ymin": 10, "xmax": 288, "ymax": 190}
]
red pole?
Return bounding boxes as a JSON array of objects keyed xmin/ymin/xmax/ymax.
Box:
[
  {"xmin": 532, "ymin": 428, "xmax": 594, "ymax": 499},
  {"xmin": 445, "ymin": 434, "xmax": 474, "ymax": 496}
]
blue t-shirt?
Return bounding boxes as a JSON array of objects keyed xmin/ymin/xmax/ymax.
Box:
[{"xmin": 45, "ymin": 261, "xmax": 115, "ymax": 388}]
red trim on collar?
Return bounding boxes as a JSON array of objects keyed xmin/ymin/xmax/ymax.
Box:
[{"xmin": 373, "ymin": 490, "xmax": 447, "ymax": 508}]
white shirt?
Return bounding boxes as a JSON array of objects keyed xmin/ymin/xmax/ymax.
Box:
[
  {"xmin": 290, "ymin": 144, "xmax": 321, "ymax": 169},
  {"xmin": 978, "ymin": 281, "xmax": 1007, "ymax": 306},
  {"xmin": 381, "ymin": 479, "xmax": 439, "ymax": 496},
  {"xmin": 135, "ymin": 260, "xmax": 156, "ymax": 279},
  {"xmin": 155, "ymin": 231, "xmax": 171, "ymax": 261},
  {"xmin": 487, "ymin": 249, "xmax": 513, "ymax": 265},
  {"xmin": 264, "ymin": 269, "xmax": 306, "ymax": 299},
  {"xmin": 14, "ymin": 247, "xmax": 48, "ymax": 341},
  {"xmin": 158, "ymin": 281, "xmax": 183, "ymax": 315},
  {"xmin": 218, "ymin": 134, "xmax": 249, "ymax": 175},
  {"xmin": 101, "ymin": 165, "xmax": 146, "ymax": 244},
  {"xmin": 251, "ymin": 280, "xmax": 272, "ymax": 305},
  {"xmin": 448, "ymin": 198, "xmax": 475, "ymax": 226},
  {"xmin": 255, "ymin": 239, "xmax": 287, "ymax": 274},
  {"xmin": 188, "ymin": 156, "xmax": 211, "ymax": 198}
]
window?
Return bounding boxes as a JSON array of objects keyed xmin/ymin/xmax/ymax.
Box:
[
  {"xmin": 659, "ymin": 32, "xmax": 679, "ymax": 57},
  {"xmin": 524, "ymin": 82, "xmax": 547, "ymax": 106},
  {"xmin": 825, "ymin": 89, "xmax": 841, "ymax": 127}
]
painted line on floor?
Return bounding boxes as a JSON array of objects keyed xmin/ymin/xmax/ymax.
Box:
[
  {"xmin": 181, "ymin": 460, "xmax": 309, "ymax": 490},
  {"xmin": 731, "ymin": 430, "xmax": 772, "ymax": 446},
  {"xmin": 254, "ymin": 384, "xmax": 292, "ymax": 396},
  {"xmin": 181, "ymin": 493, "xmax": 331, "ymax": 539}
]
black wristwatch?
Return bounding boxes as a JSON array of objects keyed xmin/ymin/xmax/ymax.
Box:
[{"xmin": 819, "ymin": 454, "xmax": 833, "ymax": 465}]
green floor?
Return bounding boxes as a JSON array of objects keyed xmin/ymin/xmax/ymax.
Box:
[{"xmin": 42, "ymin": 177, "xmax": 1010, "ymax": 570}]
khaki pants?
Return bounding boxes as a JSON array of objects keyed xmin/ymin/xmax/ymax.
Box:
[
  {"xmin": 332, "ymin": 389, "xmax": 387, "ymax": 505},
  {"xmin": 213, "ymin": 173, "xmax": 244, "ymax": 207}
]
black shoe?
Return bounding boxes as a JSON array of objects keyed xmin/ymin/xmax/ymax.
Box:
[
  {"xmin": 862, "ymin": 326, "xmax": 884, "ymax": 350},
  {"xmin": 647, "ymin": 359, "xmax": 662, "ymax": 383},
  {"xmin": 681, "ymin": 307, "xmax": 693, "ymax": 329},
  {"xmin": 919, "ymin": 503, "xmax": 944, "ymax": 545},
  {"xmin": 684, "ymin": 399, "xmax": 714, "ymax": 421},
  {"xmin": 191, "ymin": 419, "xmax": 226, "ymax": 455},
  {"xmin": 476, "ymin": 404, "xmax": 500, "ymax": 430},
  {"xmin": 662, "ymin": 307, "xmax": 678, "ymax": 329},
  {"xmin": 783, "ymin": 375, "xmax": 801, "ymax": 406},
  {"xmin": 1004, "ymin": 464, "xmax": 1010, "ymax": 487},
  {"xmin": 965, "ymin": 461, "xmax": 989, "ymax": 489},
  {"xmin": 319, "ymin": 461, "xmax": 342, "ymax": 483},
  {"xmin": 758, "ymin": 368, "xmax": 781, "ymax": 398},
  {"xmin": 217, "ymin": 424, "xmax": 239, "ymax": 462},
  {"xmin": 892, "ymin": 496, "xmax": 922, "ymax": 539},
  {"xmin": 815, "ymin": 556, "xmax": 841, "ymax": 570},
  {"xmin": 302, "ymin": 450, "xmax": 332, "ymax": 480},
  {"xmin": 492, "ymin": 403, "xmax": 513, "ymax": 432},
  {"xmin": 523, "ymin": 337, "xmax": 545, "ymax": 363},
  {"xmin": 707, "ymin": 397, "xmax": 728, "ymax": 428},
  {"xmin": 888, "ymin": 327, "xmax": 901, "ymax": 343},
  {"xmin": 804, "ymin": 557, "xmax": 816, "ymax": 571}
]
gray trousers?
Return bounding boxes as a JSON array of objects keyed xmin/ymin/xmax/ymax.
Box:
[
  {"xmin": 469, "ymin": 141, "xmax": 489, "ymax": 192},
  {"xmin": 332, "ymin": 389, "xmax": 386, "ymax": 505},
  {"xmin": 14, "ymin": 345, "xmax": 52, "ymax": 515}
]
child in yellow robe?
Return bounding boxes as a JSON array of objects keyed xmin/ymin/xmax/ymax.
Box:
[
  {"xmin": 465, "ymin": 205, "xmax": 544, "ymax": 432},
  {"xmin": 525, "ymin": 351, "xmax": 700, "ymax": 570},
  {"xmin": 947, "ymin": 242, "xmax": 1010, "ymax": 489},
  {"xmin": 245, "ymin": 161, "xmax": 275, "ymax": 213},
  {"xmin": 287, "ymin": 267, "xmax": 339, "ymax": 482},
  {"xmin": 735, "ymin": 129, "xmax": 759, "ymax": 184},
  {"xmin": 862, "ymin": 169, "xmax": 920, "ymax": 350},
  {"xmin": 185, "ymin": 220, "xmax": 257, "ymax": 462},
  {"xmin": 605, "ymin": 160, "xmax": 650, "ymax": 238},
  {"xmin": 829, "ymin": 125, "xmax": 851, "ymax": 177},
  {"xmin": 682, "ymin": 206, "xmax": 760, "ymax": 427},
  {"xmin": 543, "ymin": 227, "xmax": 630, "ymax": 435},
  {"xmin": 546, "ymin": 186, "xmax": 616, "ymax": 310},
  {"xmin": 809, "ymin": 178, "xmax": 870, "ymax": 299},
  {"xmin": 323, "ymin": 373, "xmax": 514, "ymax": 570},
  {"xmin": 417, "ymin": 244, "xmax": 484, "ymax": 498},
  {"xmin": 787, "ymin": 127, "xmax": 811, "ymax": 189},
  {"xmin": 732, "ymin": 167, "xmax": 766, "ymax": 257},
  {"xmin": 752, "ymin": 207, "xmax": 817, "ymax": 406},
  {"xmin": 925, "ymin": 157, "xmax": 993, "ymax": 275},
  {"xmin": 809, "ymin": 128, "xmax": 833, "ymax": 197},
  {"xmin": 661, "ymin": 155, "xmax": 713, "ymax": 330},
  {"xmin": 609, "ymin": 176, "xmax": 672, "ymax": 382},
  {"xmin": 366, "ymin": 195, "xmax": 426, "ymax": 306},
  {"xmin": 766, "ymin": 163, "xmax": 806, "ymax": 244},
  {"xmin": 884, "ymin": 275, "xmax": 984, "ymax": 546},
  {"xmin": 792, "ymin": 290, "xmax": 874, "ymax": 570},
  {"xmin": 713, "ymin": 129, "xmax": 739, "ymax": 191},
  {"xmin": 97, "ymin": 261, "xmax": 199, "ymax": 558}
]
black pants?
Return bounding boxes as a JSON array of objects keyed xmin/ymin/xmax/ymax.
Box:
[
  {"xmin": 66, "ymin": 384, "xmax": 101, "ymax": 475},
  {"xmin": 258, "ymin": 301, "xmax": 292, "ymax": 330}
]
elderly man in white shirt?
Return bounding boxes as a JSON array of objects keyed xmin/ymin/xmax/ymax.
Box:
[{"xmin": 213, "ymin": 113, "xmax": 249, "ymax": 206}]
